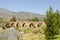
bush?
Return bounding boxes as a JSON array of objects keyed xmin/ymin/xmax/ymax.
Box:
[
  {"xmin": 10, "ymin": 15, "xmax": 16, "ymax": 22},
  {"xmin": 5, "ymin": 22, "xmax": 10, "ymax": 28},
  {"xmin": 31, "ymin": 17, "xmax": 39, "ymax": 21}
]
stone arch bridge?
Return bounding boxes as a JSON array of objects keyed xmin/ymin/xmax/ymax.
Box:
[
  {"xmin": 8, "ymin": 21, "xmax": 45, "ymax": 28},
  {"xmin": 1, "ymin": 21, "xmax": 46, "ymax": 29}
]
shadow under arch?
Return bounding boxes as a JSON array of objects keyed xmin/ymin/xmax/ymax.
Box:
[
  {"xmin": 22, "ymin": 23, "xmax": 26, "ymax": 27},
  {"xmin": 37, "ymin": 23, "xmax": 42, "ymax": 27},
  {"xmin": 29, "ymin": 23, "xmax": 35, "ymax": 28},
  {"xmin": 11, "ymin": 23, "xmax": 15, "ymax": 27},
  {"xmin": 16, "ymin": 23, "xmax": 19, "ymax": 27}
]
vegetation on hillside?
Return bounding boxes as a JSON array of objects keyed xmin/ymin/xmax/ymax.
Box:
[
  {"xmin": 10, "ymin": 15, "xmax": 16, "ymax": 22},
  {"xmin": 27, "ymin": 16, "xmax": 40, "ymax": 21}
]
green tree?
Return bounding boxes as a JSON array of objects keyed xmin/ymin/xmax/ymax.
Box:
[
  {"xmin": 44, "ymin": 6, "xmax": 60, "ymax": 40},
  {"xmin": 31, "ymin": 16, "xmax": 39, "ymax": 21},
  {"xmin": 10, "ymin": 15, "xmax": 16, "ymax": 22}
]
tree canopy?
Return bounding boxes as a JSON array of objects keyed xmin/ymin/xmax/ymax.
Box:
[{"xmin": 44, "ymin": 6, "xmax": 60, "ymax": 40}]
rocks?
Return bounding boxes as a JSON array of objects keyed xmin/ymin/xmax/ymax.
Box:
[{"xmin": 0, "ymin": 27, "xmax": 24, "ymax": 40}]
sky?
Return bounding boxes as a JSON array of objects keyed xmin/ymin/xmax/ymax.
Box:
[{"xmin": 0, "ymin": 0, "xmax": 60, "ymax": 15}]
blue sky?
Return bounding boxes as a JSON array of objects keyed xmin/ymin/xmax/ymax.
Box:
[{"xmin": 0, "ymin": 0, "xmax": 60, "ymax": 15}]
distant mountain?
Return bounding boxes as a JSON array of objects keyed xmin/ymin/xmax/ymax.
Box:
[{"xmin": 0, "ymin": 8, "xmax": 45, "ymax": 20}]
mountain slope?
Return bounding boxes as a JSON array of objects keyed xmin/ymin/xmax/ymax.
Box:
[{"xmin": 0, "ymin": 8, "xmax": 45, "ymax": 20}]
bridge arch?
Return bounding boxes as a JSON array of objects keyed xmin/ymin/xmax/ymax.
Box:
[
  {"xmin": 37, "ymin": 23, "xmax": 42, "ymax": 27},
  {"xmin": 11, "ymin": 23, "xmax": 15, "ymax": 27},
  {"xmin": 29, "ymin": 23, "xmax": 35, "ymax": 28},
  {"xmin": 2, "ymin": 27, "xmax": 6, "ymax": 29},
  {"xmin": 16, "ymin": 23, "xmax": 19, "ymax": 27},
  {"xmin": 22, "ymin": 23, "xmax": 26, "ymax": 27},
  {"xmin": 5, "ymin": 22, "xmax": 10, "ymax": 28}
]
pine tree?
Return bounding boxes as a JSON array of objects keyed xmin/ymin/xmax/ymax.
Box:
[{"xmin": 44, "ymin": 6, "xmax": 60, "ymax": 40}]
